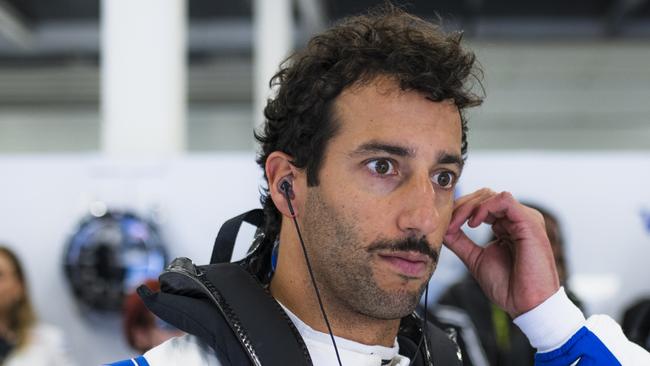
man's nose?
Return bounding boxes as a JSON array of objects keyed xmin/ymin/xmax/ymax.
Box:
[{"xmin": 396, "ymin": 174, "xmax": 439, "ymax": 236}]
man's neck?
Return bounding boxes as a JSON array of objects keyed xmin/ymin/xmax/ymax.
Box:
[{"xmin": 269, "ymin": 236, "xmax": 400, "ymax": 347}]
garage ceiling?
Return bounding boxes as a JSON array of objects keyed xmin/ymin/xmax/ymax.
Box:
[
  {"xmin": 0, "ymin": 0, "xmax": 648, "ymax": 108},
  {"xmin": 1, "ymin": 0, "xmax": 649, "ymax": 60}
]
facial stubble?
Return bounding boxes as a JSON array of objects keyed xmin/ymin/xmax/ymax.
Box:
[{"xmin": 300, "ymin": 188, "xmax": 437, "ymax": 320}]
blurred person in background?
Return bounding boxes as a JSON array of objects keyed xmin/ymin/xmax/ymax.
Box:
[
  {"xmin": 123, "ymin": 279, "xmax": 183, "ymax": 354},
  {"xmin": 0, "ymin": 246, "xmax": 72, "ymax": 366},
  {"xmin": 622, "ymin": 297, "xmax": 650, "ymax": 352},
  {"xmin": 432, "ymin": 204, "xmax": 583, "ymax": 366}
]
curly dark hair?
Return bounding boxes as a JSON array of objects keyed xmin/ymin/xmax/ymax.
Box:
[{"xmin": 254, "ymin": 5, "xmax": 484, "ymax": 245}]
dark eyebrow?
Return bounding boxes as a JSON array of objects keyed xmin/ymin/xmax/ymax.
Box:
[
  {"xmin": 438, "ymin": 152, "xmax": 465, "ymax": 171},
  {"xmin": 350, "ymin": 141, "xmax": 415, "ymax": 158},
  {"xmin": 351, "ymin": 140, "xmax": 464, "ymax": 170}
]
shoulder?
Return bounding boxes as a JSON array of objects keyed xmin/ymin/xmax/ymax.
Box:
[
  {"xmin": 582, "ymin": 315, "xmax": 650, "ymax": 365},
  {"xmin": 106, "ymin": 335, "xmax": 222, "ymax": 366},
  {"xmin": 142, "ymin": 334, "xmax": 222, "ymax": 366}
]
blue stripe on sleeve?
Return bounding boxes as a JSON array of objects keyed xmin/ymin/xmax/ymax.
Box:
[
  {"xmin": 134, "ymin": 356, "xmax": 150, "ymax": 366},
  {"xmin": 104, "ymin": 360, "xmax": 134, "ymax": 366},
  {"xmin": 535, "ymin": 326, "xmax": 621, "ymax": 366},
  {"xmin": 104, "ymin": 356, "xmax": 150, "ymax": 366}
]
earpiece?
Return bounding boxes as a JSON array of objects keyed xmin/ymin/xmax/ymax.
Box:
[
  {"xmin": 279, "ymin": 179, "xmax": 294, "ymax": 200},
  {"xmin": 278, "ymin": 178, "xmax": 297, "ymax": 218}
]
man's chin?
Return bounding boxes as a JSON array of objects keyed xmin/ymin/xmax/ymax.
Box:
[
  {"xmin": 374, "ymin": 268, "xmax": 433, "ymax": 294},
  {"xmin": 360, "ymin": 286, "xmax": 427, "ymax": 320},
  {"xmin": 381, "ymin": 282, "xmax": 428, "ymax": 297},
  {"xmin": 360, "ymin": 297, "xmax": 421, "ymax": 320}
]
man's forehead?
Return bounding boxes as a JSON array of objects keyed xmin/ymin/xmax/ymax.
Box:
[
  {"xmin": 330, "ymin": 79, "xmax": 462, "ymax": 153},
  {"xmin": 334, "ymin": 78, "xmax": 459, "ymax": 121}
]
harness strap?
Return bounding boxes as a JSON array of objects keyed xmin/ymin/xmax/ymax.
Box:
[
  {"xmin": 210, "ymin": 209, "xmax": 264, "ymax": 264},
  {"xmin": 201, "ymin": 263, "xmax": 312, "ymax": 365}
]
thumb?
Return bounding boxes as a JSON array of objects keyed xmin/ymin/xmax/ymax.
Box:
[{"xmin": 444, "ymin": 229, "xmax": 482, "ymax": 275}]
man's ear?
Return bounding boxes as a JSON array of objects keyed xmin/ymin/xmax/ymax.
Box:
[{"xmin": 265, "ymin": 151, "xmax": 301, "ymax": 218}]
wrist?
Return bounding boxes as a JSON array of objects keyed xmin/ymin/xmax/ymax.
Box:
[{"xmin": 513, "ymin": 287, "xmax": 585, "ymax": 352}]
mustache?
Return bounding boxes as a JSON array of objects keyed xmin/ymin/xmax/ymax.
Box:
[{"xmin": 368, "ymin": 236, "xmax": 439, "ymax": 263}]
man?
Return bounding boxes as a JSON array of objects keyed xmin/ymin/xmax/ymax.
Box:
[{"xmin": 110, "ymin": 5, "xmax": 650, "ymax": 366}]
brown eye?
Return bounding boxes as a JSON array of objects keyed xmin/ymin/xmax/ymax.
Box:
[
  {"xmin": 366, "ymin": 159, "xmax": 395, "ymax": 176},
  {"xmin": 432, "ymin": 171, "xmax": 456, "ymax": 189}
]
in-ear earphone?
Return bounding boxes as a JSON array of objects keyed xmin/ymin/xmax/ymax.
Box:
[
  {"xmin": 279, "ymin": 179, "xmax": 295, "ymax": 200},
  {"xmin": 279, "ymin": 179, "xmax": 296, "ymax": 218}
]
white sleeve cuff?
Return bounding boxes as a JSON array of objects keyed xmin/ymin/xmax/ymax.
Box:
[{"xmin": 513, "ymin": 287, "xmax": 585, "ymax": 353}]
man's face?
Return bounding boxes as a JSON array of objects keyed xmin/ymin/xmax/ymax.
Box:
[{"xmin": 300, "ymin": 78, "xmax": 463, "ymax": 320}]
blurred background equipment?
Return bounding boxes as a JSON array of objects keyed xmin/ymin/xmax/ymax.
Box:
[{"xmin": 63, "ymin": 210, "xmax": 168, "ymax": 312}]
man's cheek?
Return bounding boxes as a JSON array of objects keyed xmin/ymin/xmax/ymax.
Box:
[{"xmin": 436, "ymin": 201, "xmax": 454, "ymax": 226}]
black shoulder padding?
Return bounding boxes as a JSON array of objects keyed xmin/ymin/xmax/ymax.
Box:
[
  {"xmin": 200, "ymin": 263, "xmax": 312, "ymax": 365},
  {"xmin": 139, "ymin": 261, "xmax": 312, "ymax": 366},
  {"xmin": 210, "ymin": 209, "xmax": 264, "ymax": 264},
  {"xmin": 138, "ymin": 285, "xmax": 245, "ymax": 366}
]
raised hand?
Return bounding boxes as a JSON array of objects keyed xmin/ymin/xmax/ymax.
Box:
[{"xmin": 443, "ymin": 189, "xmax": 560, "ymax": 318}]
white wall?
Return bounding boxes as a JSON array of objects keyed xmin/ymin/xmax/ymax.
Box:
[{"xmin": 0, "ymin": 152, "xmax": 649, "ymax": 364}]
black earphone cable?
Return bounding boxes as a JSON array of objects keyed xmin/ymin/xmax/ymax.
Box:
[
  {"xmin": 282, "ymin": 183, "xmax": 344, "ymax": 366},
  {"xmin": 408, "ymin": 285, "xmax": 430, "ymax": 366}
]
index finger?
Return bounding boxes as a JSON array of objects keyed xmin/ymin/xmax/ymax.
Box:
[{"xmin": 448, "ymin": 188, "xmax": 497, "ymax": 234}]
